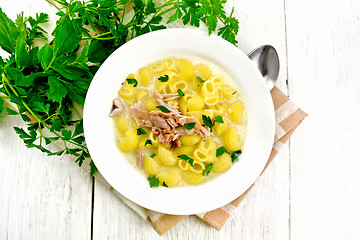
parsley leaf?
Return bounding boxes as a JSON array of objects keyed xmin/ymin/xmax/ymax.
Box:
[
  {"xmin": 216, "ymin": 146, "xmax": 229, "ymax": 157},
  {"xmin": 184, "ymin": 122, "xmax": 196, "ymax": 130},
  {"xmin": 162, "ymin": 181, "xmax": 168, "ymax": 187},
  {"xmin": 150, "ymin": 153, "xmax": 156, "ymax": 158},
  {"xmin": 203, "ymin": 163, "xmax": 213, "ymax": 176},
  {"xmin": 158, "ymin": 75, "xmax": 169, "ymax": 82},
  {"xmin": 177, "ymin": 88, "xmax": 185, "ymax": 99},
  {"xmin": 148, "ymin": 175, "xmax": 160, "ymax": 187},
  {"xmin": 214, "ymin": 116, "xmax": 224, "ymax": 123},
  {"xmin": 202, "ymin": 114, "xmax": 214, "ymax": 131},
  {"xmin": 137, "ymin": 128, "xmax": 146, "ymax": 135},
  {"xmin": 126, "ymin": 78, "xmax": 138, "ymax": 87},
  {"xmin": 177, "ymin": 154, "xmax": 194, "ymax": 166},
  {"xmin": 197, "ymin": 76, "xmax": 206, "ymax": 83},
  {"xmin": 231, "ymin": 150, "xmax": 242, "ymax": 162},
  {"xmin": 156, "ymin": 106, "xmax": 170, "ymax": 113},
  {"xmin": 145, "ymin": 139, "xmax": 152, "ymax": 146},
  {"xmin": 0, "ymin": 8, "xmax": 18, "ymax": 54}
]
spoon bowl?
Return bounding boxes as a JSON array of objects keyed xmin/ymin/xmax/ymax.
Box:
[{"xmin": 248, "ymin": 45, "xmax": 279, "ymax": 90}]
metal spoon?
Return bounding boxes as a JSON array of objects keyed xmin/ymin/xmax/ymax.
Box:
[{"xmin": 248, "ymin": 45, "xmax": 279, "ymax": 90}]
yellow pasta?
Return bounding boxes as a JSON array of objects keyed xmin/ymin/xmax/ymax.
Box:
[
  {"xmin": 157, "ymin": 167, "xmax": 181, "ymax": 187},
  {"xmin": 187, "ymin": 93, "xmax": 205, "ymax": 111},
  {"xmin": 135, "ymin": 89, "xmax": 149, "ymax": 102},
  {"xmin": 112, "ymin": 57, "xmax": 247, "ymax": 187},
  {"xmin": 223, "ymin": 127, "xmax": 243, "ymax": 152},
  {"xmin": 138, "ymin": 67, "xmax": 152, "ymax": 86},
  {"xmin": 204, "ymin": 95, "xmax": 219, "ymax": 106},
  {"xmin": 144, "ymin": 156, "xmax": 161, "ymax": 175},
  {"xmin": 178, "ymin": 159, "xmax": 190, "ymax": 171},
  {"xmin": 117, "ymin": 129, "xmax": 140, "ymax": 152},
  {"xmin": 194, "ymin": 63, "xmax": 211, "ymax": 80},
  {"xmin": 150, "ymin": 61, "xmax": 165, "ymax": 73},
  {"xmin": 174, "ymin": 145, "xmax": 195, "ymax": 156},
  {"xmin": 115, "ymin": 114, "xmax": 135, "ymax": 134},
  {"xmin": 182, "ymin": 171, "xmax": 206, "ymax": 185},
  {"xmin": 201, "ymin": 80, "xmax": 217, "ymax": 97},
  {"xmin": 180, "ymin": 134, "xmax": 201, "ymax": 145},
  {"xmin": 164, "ymin": 58, "xmax": 176, "ymax": 70},
  {"xmin": 175, "ymin": 58, "xmax": 194, "ymax": 82},
  {"xmin": 214, "ymin": 116, "xmax": 229, "ymax": 136},
  {"xmin": 118, "ymin": 85, "xmax": 135, "ymax": 99},
  {"xmin": 170, "ymin": 80, "xmax": 189, "ymax": 93},
  {"xmin": 193, "ymin": 148, "xmax": 208, "ymax": 162},
  {"xmin": 228, "ymin": 101, "xmax": 244, "ymax": 124},
  {"xmin": 212, "ymin": 153, "xmax": 232, "ymax": 173},
  {"xmin": 144, "ymin": 97, "xmax": 158, "ymax": 112},
  {"xmin": 158, "ymin": 146, "xmax": 177, "ymax": 166},
  {"xmin": 190, "ymin": 160, "xmax": 205, "ymax": 174}
]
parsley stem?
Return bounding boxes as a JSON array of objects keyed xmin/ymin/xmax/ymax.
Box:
[{"xmin": 2, "ymin": 74, "xmax": 86, "ymax": 150}]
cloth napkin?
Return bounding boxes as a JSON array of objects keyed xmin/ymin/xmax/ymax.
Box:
[{"xmin": 65, "ymin": 86, "xmax": 307, "ymax": 235}]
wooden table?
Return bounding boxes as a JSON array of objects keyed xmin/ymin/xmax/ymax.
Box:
[{"xmin": 1, "ymin": 0, "xmax": 360, "ymax": 239}]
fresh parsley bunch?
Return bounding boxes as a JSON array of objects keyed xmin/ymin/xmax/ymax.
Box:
[{"xmin": 0, "ymin": 0, "xmax": 239, "ymax": 176}]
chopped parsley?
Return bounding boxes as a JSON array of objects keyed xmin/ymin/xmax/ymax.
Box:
[
  {"xmin": 156, "ymin": 106, "xmax": 170, "ymax": 113},
  {"xmin": 231, "ymin": 150, "xmax": 242, "ymax": 162},
  {"xmin": 197, "ymin": 76, "xmax": 206, "ymax": 83},
  {"xmin": 177, "ymin": 89, "xmax": 185, "ymax": 99},
  {"xmin": 147, "ymin": 175, "xmax": 159, "ymax": 187},
  {"xmin": 145, "ymin": 139, "xmax": 152, "ymax": 146},
  {"xmin": 162, "ymin": 182, "xmax": 168, "ymax": 187},
  {"xmin": 232, "ymin": 91, "xmax": 237, "ymax": 95},
  {"xmin": 216, "ymin": 146, "xmax": 229, "ymax": 157},
  {"xmin": 136, "ymin": 128, "xmax": 146, "ymax": 135},
  {"xmin": 214, "ymin": 115, "xmax": 224, "ymax": 123},
  {"xmin": 202, "ymin": 163, "xmax": 213, "ymax": 176},
  {"xmin": 126, "ymin": 78, "xmax": 138, "ymax": 87},
  {"xmin": 177, "ymin": 154, "xmax": 194, "ymax": 166},
  {"xmin": 158, "ymin": 75, "xmax": 169, "ymax": 82},
  {"xmin": 150, "ymin": 153, "xmax": 156, "ymax": 158},
  {"xmin": 202, "ymin": 115, "xmax": 214, "ymax": 131},
  {"xmin": 184, "ymin": 122, "xmax": 196, "ymax": 130}
]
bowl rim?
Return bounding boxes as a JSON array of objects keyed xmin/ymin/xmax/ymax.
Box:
[{"xmin": 83, "ymin": 28, "xmax": 275, "ymax": 215}]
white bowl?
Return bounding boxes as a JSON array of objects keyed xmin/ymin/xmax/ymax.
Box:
[{"xmin": 83, "ymin": 28, "xmax": 275, "ymax": 215}]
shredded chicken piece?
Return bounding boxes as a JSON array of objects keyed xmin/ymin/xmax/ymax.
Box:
[
  {"xmin": 136, "ymin": 150, "xmax": 143, "ymax": 168},
  {"xmin": 109, "ymin": 98, "xmax": 125, "ymax": 117},
  {"xmin": 128, "ymin": 91, "xmax": 212, "ymax": 147}
]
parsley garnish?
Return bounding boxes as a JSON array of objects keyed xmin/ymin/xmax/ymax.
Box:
[
  {"xmin": 216, "ymin": 146, "xmax": 230, "ymax": 157},
  {"xmin": 203, "ymin": 163, "xmax": 213, "ymax": 176},
  {"xmin": 158, "ymin": 75, "xmax": 169, "ymax": 82},
  {"xmin": 177, "ymin": 154, "xmax": 194, "ymax": 166},
  {"xmin": 145, "ymin": 139, "xmax": 152, "ymax": 146},
  {"xmin": 150, "ymin": 153, "xmax": 156, "ymax": 158},
  {"xmin": 126, "ymin": 78, "xmax": 138, "ymax": 87},
  {"xmin": 184, "ymin": 122, "xmax": 196, "ymax": 130},
  {"xmin": 148, "ymin": 175, "xmax": 159, "ymax": 187},
  {"xmin": 162, "ymin": 182, "xmax": 168, "ymax": 187},
  {"xmin": 232, "ymin": 91, "xmax": 237, "ymax": 95},
  {"xmin": 231, "ymin": 150, "xmax": 242, "ymax": 162},
  {"xmin": 0, "ymin": 0, "xmax": 240, "ymax": 177},
  {"xmin": 156, "ymin": 106, "xmax": 170, "ymax": 113},
  {"xmin": 197, "ymin": 76, "xmax": 206, "ymax": 83},
  {"xmin": 177, "ymin": 89, "xmax": 185, "ymax": 99},
  {"xmin": 202, "ymin": 115, "xmax": 214, "ymax": 131},
  {"xmin": 137, "ymin": 128, "xmax": 146, "ymax": 135},
  {"xmin": 214, "ymin": 116, "xmax": 224, "ymax": 123}
]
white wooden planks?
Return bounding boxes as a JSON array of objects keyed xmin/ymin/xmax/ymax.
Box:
[{"xmin": 286, "ymin": 0, "xmax": 360, "ymax": 239}]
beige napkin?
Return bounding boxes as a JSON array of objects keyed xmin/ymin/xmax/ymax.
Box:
[{"xmin": 69, "ymin": 86, "xmax": 308, "ymax": 235}]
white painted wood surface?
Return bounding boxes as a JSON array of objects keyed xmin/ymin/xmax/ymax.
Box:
[{"xmin": 0, "ymin": 0, "xmax": 359, "ymax": 239}]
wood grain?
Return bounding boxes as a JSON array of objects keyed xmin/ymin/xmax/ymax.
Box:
[
  {"xmin": 3, "ymin": 0, "xmax": 360, "ymax": 239},
  {"xmin": 286, "ymin": 0, "xmax": 360, "ymax": 239}
]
